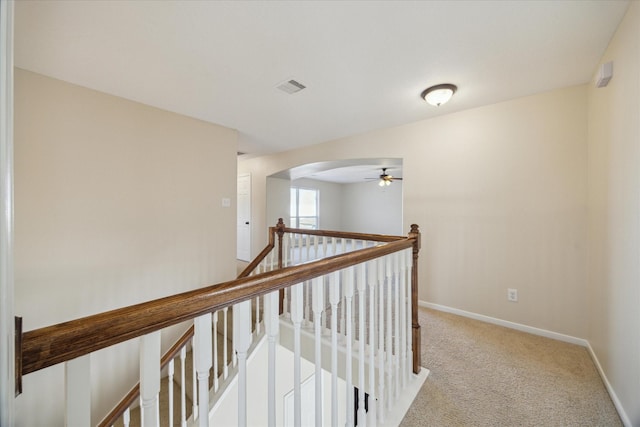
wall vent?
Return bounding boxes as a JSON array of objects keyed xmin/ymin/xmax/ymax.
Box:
[{"xmin": 276, "ymin": 79, "xmax": 306, "ymax": 94}]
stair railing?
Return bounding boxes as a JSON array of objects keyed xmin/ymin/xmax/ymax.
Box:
[{"xmin": 15, "ymin": 220, "xmax": 420, "ymax": 426}]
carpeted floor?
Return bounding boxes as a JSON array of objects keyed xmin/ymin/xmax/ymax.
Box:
[{"xmin": 400, "ymin": 308, "xmax": 622, "ymax": 426}]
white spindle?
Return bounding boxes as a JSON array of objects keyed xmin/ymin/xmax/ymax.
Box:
[
  {"xmin": 312, "ymin": 276, "xmax": 324, "ymax": 427},
  {"xmin": 140, "ymin": 331, "xmax": 161, "ymax": 427},
  {"xmin": 191, "ymin": 341, "xmax": 198, "ymax": 421},
  {"xmin": 234, "ymin": 300, "xmax": 252, "ymax": 427},
  {"xmin": 255, "ymin": 295, "xmax": 261, "ymax": 334},
  {"xmin": 385, "ymin": 255, "xmax": 393, "ymax": 411},
  {"xmin": 357, "ymin": 263, "xmax": 367, "ymax": 426},
  {"xmin": 195, "ymin": 313, "xmax": 212, "ymax": 427},
  {"xmin": 123, "ymin": 407, "xmax": 130, "ymax": 427},
  {"xmin": 180, "ymin": 347, "xmax": 187, "ymax": 427},
  {"xmin": 265, "ymin": 291, "xmax": 280, "ymax": 427},
  {"xmin": 65, "ymin": 355, "xmax": 91, "ymax": 427},
  {"xmin": 223, "ymin": 307, "xmax": 229, "ymax": 378},
  {"xmin": 407, "ymin": 250, "xmax": 413, "ymax": 379},
  {"xmin": 393, "ymin": 253, "xmax": 400, "ymax": 401},
  {"xmin": 321, "ymin": 236, "xmax": 328, "ymax": 258},
  {"xmin": 399, "ymin": 251, "xmax": 407, "ymax": 390},
  {"xmin": 344, "ymin": 267, "xmax": 354, "ymax": 427},
  {"xmin": 304, "ymin": 280, "xmax": 311, "ymax": 327},
  {"xmin": 140, "ymin": 397, "xmax": 144, "ymax": 427},
  {"xmin": 377, "ymin": 256, "xmax": 385, "ymax": 422},
  {"xmin": 329, "ymin": 271, "xmax": 340, "ymax": 427},
  {"xmin": 305, "ymin": 233, "xmax": 311, "ymax": 260},
  {"xmin": 213, "ymin": 311, "xmax": 219, "ymax": 392},
  {"xmin": 367, "ymin": 260, "xmax": 377, "ymax": 426},
  {"xmin": 295, "ymin": 233, "xmax": 302, "ymax": 263},
  {"xmin": 168, "ymin": 359, "xmax": 175, "ymax": 426},
  {"xmin": 284, "ymin": 232, "xmax": 291, "ymax": 266},
  {"xmin": 290, "ymin": 283, "xmax": 304, "ymax": 427}
]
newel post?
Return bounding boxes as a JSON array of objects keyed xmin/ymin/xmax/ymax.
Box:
[
  {"xmin": 276, "ymin": 218, "xmax": 285, "ymax": 269},
  {"xmin": 276, "ymin": 218, "xmax": 286, "ymax": 314},
  {"xmin": 408, "ymin": 224, "xmax": 421, "ymax": 374}
]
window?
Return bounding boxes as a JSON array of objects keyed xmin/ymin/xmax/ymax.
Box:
[{"xmin": 290, "ymin": 187, "xmax": 319, "ymax": 229}]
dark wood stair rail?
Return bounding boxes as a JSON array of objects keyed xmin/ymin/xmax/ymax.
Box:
[{"xmin": 17, "ymin": 222, "xmax": 420, "ymax": 425}]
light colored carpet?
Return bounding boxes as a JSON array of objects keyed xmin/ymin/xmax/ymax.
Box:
[{"xmin": 400, "ymin": 308, "xmax": 622, "ymax": 426}]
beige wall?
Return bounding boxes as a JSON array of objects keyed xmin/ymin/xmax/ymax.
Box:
[
  {"xmin": 14, "ymin": 69, "xmax": 238, "ymax": 425},
  {"xmin": 587, "ymin": 3, "xmax": 639, "ymax": 425},
  {"xmin": 240, "ymin": 84, "xmax": 589, "ymax": 338}
]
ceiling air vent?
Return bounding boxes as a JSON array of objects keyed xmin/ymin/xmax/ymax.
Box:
[{"xmin": 276, "ymin": 79, "xmax": 306, "ymax": 94}]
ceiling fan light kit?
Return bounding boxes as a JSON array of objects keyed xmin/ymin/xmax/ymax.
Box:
[
  {"xmin": 421, "ymin": 83, "xmax": 457, "ymax": 106},
  {"xmin": 367, "ymin": 168, "xmax": 403, "ymax": 186}
]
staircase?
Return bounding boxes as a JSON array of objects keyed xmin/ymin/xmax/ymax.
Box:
[{"xmin": 15, "ymin": 220, "xmax": 424, "ymax": 426}]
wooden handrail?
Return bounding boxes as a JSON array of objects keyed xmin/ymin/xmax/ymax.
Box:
[
  {"xmin": 21, "ymin": 238, "xmax": 415, "ymax": 376},
  {"xmin": 280, "ymin": 225, "xmax": 406, "ymax": 243}
]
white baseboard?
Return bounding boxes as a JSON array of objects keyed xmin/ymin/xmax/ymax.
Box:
[
  {"xmin": 419, "ymin": 300, "xmax": 631, "ymax": 427},
  {"xmin": 419, "ymin": 301, "xmax": 588, "ymax": 346},
  {"xmin": 585, "ymin": 342, "xmax": 632, "ymax": 427}
]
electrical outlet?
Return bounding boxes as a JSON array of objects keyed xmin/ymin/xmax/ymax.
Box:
[{"xmin": 507, "ymin": 288, "xmax": 518, "ymax": 302}]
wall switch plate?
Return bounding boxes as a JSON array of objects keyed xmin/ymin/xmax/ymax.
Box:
[
  {"xmin": 507, "ymin": 288, "xmax": 518, "ymax": 302},
  {"xmin": 221, "ymin": 198, "xmax": 231, "ymax": 208}
]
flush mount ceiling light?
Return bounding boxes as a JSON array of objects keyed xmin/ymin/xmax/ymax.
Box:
[{"xmin": 421, "ymin": 84, "xmax": 457, "ymax": 106}]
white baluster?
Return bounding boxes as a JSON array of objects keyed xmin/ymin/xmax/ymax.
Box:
[
  {"xmin": 385, "ymin": 255, "xmax": 393, "ymax": 411},
  {"xmin": 305, "ymin": 233, "xmax": 311, "ymax": 260},
  {"xmin": 223, "ymin": 307, "xmax": 229, "ymax": 378},
  {"xmin": 290, "ymin": 283, "xmax": 304, "ymax": 427},
  {"xmin": 344, "ymin": 267, "xmax": 355, "ymax": 427},
  {"xmin": 180, "ymin": 347, "xmax": 187, "ymax": 427},
  {"xmin": 329, "ymin": 271, "xmax": 340, "ymax": 427},
  {"xmin": 265, "ymin": 291, "xmax": 280, "ymax": 427},
  {"xmin": 377, "ymin": 257, "xmax": 385, "ymax": 422},
  {"xmin": 340, "ymin": 271, "xmax": 346, "ymax": 342},
  {"xmin": 255, "ymin": 295, "xmax": 261, "ymax": 335},
  {"xmin": 357, "ymin": 263, "xmax": 367, "ymax": 426},
  {"xmin": 234, "ymin": 300, "xmax": 252, "ymax": 427},
  {"xmin": 194, "ymin": 313, "xmax": 212, "ymax": 427},
  {"xmin": 140, "ymin": 331, "xmax": 161, "ymax": 427},
  {"xmin": 191, "ymin": 345, "xmax": 197, "ymax": 420},
  {"xmin": 285, "ymin": 232, "xmax": 291, "ymax": 266},
  {"xmin": 331, "ymin": 236, "xmax": 337, "ymax": 256},
  {"xmin": 303, "ymin": 281, "xmax": 310, "ymax": 327},
  {"xmin": 313, "ymin": 235, "xmax": 319, "ymax": 260},
  {"xmin": 367, "ymin": 260, "xmax": 378, "ymax": 426},
  {"xmin": 295, "ymin": 233, "xmax": 302, "ymax": 263},
  {"xmin": 312, "ymin": 276, "xmax": 324, "ymax": 427},
  {"xmin": 321, "ymin": 236, "xmax": 328, "ymax": 258},
  {"xmin": 399, "ymin": 251, "xmax": 407, "ymax": 390},
  {"xmin": 65, "ymin": 355, "xmax": 91, "ymax": 427},
  {"xmin": 393, "ymin": 253, "xmax": 400, "ymax": 401},
  {"xmin": 123, "ymin": 407, "xmax": 130, "ymax": 427},
  {"xmin": 212, "ymin": 311, "xmax": 219, "ymax": 392},
  {"xmin": 284, "ymin": 236, "xmax": 291, "ymax": 315},
  {"xmin": 168, "ymin": 359, "xmax": 174, "ymax": 427},
  {"xmin": 405, "ymin": 249, "xmax": 413, "ymax": 380}
]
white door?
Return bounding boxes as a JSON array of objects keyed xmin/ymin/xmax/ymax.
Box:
[{"xmin": 237, "ymin": 174, "xmax": 251, "ymax": 261}]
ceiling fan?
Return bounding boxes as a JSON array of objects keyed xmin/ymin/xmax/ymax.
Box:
[{"xmin": 366, "ymin": 168, "xmax": 403, "ymax": 186}]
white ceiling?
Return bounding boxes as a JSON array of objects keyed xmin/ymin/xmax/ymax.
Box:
[{"xmin": 15, "ymin": 1, "xmax": 628, "ymax": 159}]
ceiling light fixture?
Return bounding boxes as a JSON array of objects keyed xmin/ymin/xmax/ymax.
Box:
[{"xmin": 421, "ymin": 84, "xmax": 457, "ymax": 106}]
